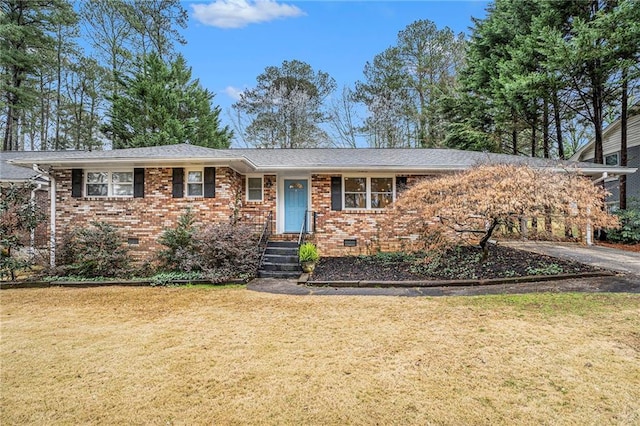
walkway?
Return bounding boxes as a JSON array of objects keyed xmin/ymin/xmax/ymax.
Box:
[
  {"xmin": 247, "ymin": 275, "xmax": 639, "ymax": 296},
  {"xmin": 502, "ymin": 241, "xmax": 640, "ymax": 276}
]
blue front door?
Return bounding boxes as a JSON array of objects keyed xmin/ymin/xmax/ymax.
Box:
[{"xmin": 284, "ymin": 179, "xmax": 308, "ymax": 232}]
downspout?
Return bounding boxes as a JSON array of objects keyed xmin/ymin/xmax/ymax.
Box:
[
  {"xmin": 49, "ymin": 174, "xmax": 56, "ymax": 268},
  {"xmin": 32, "ymin": 164, "xmax": 55, "ymax": 267},
  {"xmin": 28, "ymin": 183, "xmax": 43, "ymax": 260},
  {"xmin": 592, "ymin": 171, "xmax": 608, "ymax": 184}
]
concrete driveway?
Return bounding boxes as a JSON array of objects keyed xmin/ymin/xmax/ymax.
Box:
[{"xmin": 502, "ymin": 241, "xmax": 640, "ymax": 276}]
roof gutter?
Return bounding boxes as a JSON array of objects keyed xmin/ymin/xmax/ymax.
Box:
[{"xmin": 9, "ymin": 156, "xmax": 637, "ymax": 176}]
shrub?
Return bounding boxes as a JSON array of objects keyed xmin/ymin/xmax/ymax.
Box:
[
  {"xmin": 157, "ymin": 210, "xmax": 199, "ymax": 271},
  {"xmin": 607, "ymin": 205, "xmax": 640, "ymax": 244},
  {"xmin": 194, "ymin": 223, "xmax": 260, "ymax": 282},
  {"xmin": 157, "ymin": 217, "xmax": 261, "ymax": 282},
  {"xmin": 149, "ymin": 271, "xmax": 206, "ymax": 286},
  {"xmin": 57, "ymin": 221, "xmax": 129, "ymax": 278},
  {"xmin": 0, "ymin": 183, "xmax": 46, "ymax": 280}
]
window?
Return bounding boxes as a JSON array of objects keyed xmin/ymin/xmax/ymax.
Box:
[
  {"xmin": 247, "ymin": 176, "xmax": 263, "ymax": 201},
  {"xmin": 344, "ymin": 177, "xmax": 367, "ymax": 208},
  {"xmin": 85, "ymin": 171, "xmax": 133, "ymax": 197},
  {"xmin": 186, "ymin": 170, "xmax": 203, "ymax": 197},
  {"xmin": 605, "ymin": 153, "xmax": 619, "ymax": 166},
  {"xmin": 371, "ymin": 177, "xmax": 393, "ymax": 208},
  {"xmin": 344, "ymin": 176, "xmax": 394, "ymax": 209}
]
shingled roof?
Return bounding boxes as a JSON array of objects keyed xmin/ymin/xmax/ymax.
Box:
[
  {"xmin": 4, "ymin": 143, "xmax": 636, "ymax": 178},
  {"xmin": 0, "ymin": 151, "xmax": 64, "ymax": 184}
]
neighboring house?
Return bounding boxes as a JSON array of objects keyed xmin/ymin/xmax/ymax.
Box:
[
  {"xmin": 0, "ymin": 151, "xmax": 51, "ymax": 187},
  {"xmin": 7, "ymin": 144, "xmax": 636, "ymax": 265},
  {"xmin": 570, "ymin": 113, "xmax": 640, "ymax": 207},
  {"xmin": 1, "ymin": 152, "xmax": 52, "ymax": 249}
]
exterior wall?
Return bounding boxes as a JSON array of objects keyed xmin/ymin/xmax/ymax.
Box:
[
  {"xmin": 53, "ymin": 167, "xmax": 431, "ymax": 261},
  {"xmin": 578, "ymin": 114, "xmax": 640, "ymax": 160},
  {"xmin": 310, "ymin": 174, "xmax": 429, "ymax": 257},
  {"xmin": 237, "ymin": 174, "xmax": 277, "ymax": 230},
  {"xmin": 54, "ymin": 167, "xmax": 247, "ymax": 262},
  {"xmin": 33, "ymin": 189, "xmax": 50, "ymax": 248},
  {"xmin": 602, "ymin": 144, "xmax": 640, "ymax": 205},
  {"xmin": 576, "ymin": 114, "xmax": 640, "ymax": 206}
]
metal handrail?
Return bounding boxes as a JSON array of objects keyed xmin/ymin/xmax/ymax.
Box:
[
  {"xmin": 258, "ymin": 211, "xmax": 273, "ymax": 266},
  {"xmin": 297, "ymin": 210, "xmax": 316, "ymax": 246}
]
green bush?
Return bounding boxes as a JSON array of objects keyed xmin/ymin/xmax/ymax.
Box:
[
  {"xmin": 57, "ymin": 221, "xmax": 130, "ymax": 278},
  {"xmin": 157, "ymin": 215, "xmax": 261, "ymax": 282},
  {"xmin": 157, "ymin": 210, "xmax": 199, "ymax": 271},
  {"xmin": 607, "ymin": 205, "xmax": 640, "ymax": 244},
  {"xmin": 149, "ymin": 271, "xmax": 206, "ymax": 286}
]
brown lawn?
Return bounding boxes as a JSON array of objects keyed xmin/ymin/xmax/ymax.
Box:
[{"xmin": 1, "ymin": 286, "xmax": 639, "ymax": 425}]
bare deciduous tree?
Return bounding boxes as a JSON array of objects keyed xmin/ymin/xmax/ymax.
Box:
[{"xmin": 390, "ymin": 164, "xmax": 617, "ymax": 260}]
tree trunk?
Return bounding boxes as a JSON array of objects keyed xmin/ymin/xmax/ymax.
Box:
[
  {"xmin": 620, "ymin": 67, "xmax": 628, "ymax": 210},
  {"xmin": 543, "ymin": 98, "xmax": 550, "ymax": 158},
  {"xmin": 531, "ymin": 110, "xmax": 537, "ymax": 157},
  {"xmin": 3, "ymin": 103, "xmax": 18, "ymax": 151},
  {"xmin": 545, "ymin": 206, "xmax": 552, "ymax": 236},
  {"xmin": 512, "ymin": 110, "xmax": 518, "ymax": 155},
  {"xmin": 592, "ymin": 85, "xmax": 604, "ymax": 164},
  {"xmin": 54, "ymin": 25, "xmax": 63, "ymax": 150},
  {"xmin": 552, "ymin": 90, "xmax": 564, "ymax": 159},
  {"xmin": 479, "ymin": 219, "xmax": 499, "ymax": 262}
]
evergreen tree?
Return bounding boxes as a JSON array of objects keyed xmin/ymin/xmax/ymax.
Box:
[
  {"xmin": 355, "ymin": 20, "xmax": 465, "ymax": 148},
  {"xmin": 1, "ymin": 0, "xmax": 73, "ymax": 151},
  {"xmin": 453, "ymin": 0, "xmax": 639, "ymax": 160},
  {"xmin": 106, "ymin": 53, "xmax": 232, "ymax": 149}
]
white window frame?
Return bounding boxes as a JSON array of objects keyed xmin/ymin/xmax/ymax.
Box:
[
  {"xmin": 605, "ymin": 153, "xmax": 619, "ymax": 166},
  {"xmin": 186, "ymin": 168, "xmax": 204, "ymax": 197},
  {"xmin": 84, "ymin": 170, "xmax": 134, "ymax": 198},
  {"xmin": 343, "ymin": 175, "xmax": 395, "ymax": 210},
  {"xmin": 246, "ymin": 175, "xmax": 263, "ymax": 202}
]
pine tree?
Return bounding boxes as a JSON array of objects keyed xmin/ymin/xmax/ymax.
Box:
[{"xmin": 106, "ymin": 53, "xmax": 232, "ymax": 148}]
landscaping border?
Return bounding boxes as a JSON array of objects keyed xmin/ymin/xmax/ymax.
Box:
[
  {"xmin": 0, "ymin": 270, "xmax": 619, "ymax": 290},
  {"xmin": 299, "ymin": 271, "xmax": 616, "ymax": 288},
  {"xmin": 0, "ymin": 278, "xmax": 248, "ymax": 290}
]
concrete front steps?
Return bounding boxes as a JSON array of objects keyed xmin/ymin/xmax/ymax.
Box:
[{"xmin": 258, "ymin": 241, "xmax": 301, "ymax": 278}]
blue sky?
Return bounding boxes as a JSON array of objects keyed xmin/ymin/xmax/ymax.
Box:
[{"xmin": 180, "ymin": 0, "xmax": 489, "ymax": 135}]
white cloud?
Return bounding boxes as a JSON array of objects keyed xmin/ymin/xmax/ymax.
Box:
[
  {"xmin": 192, "ymin": 0, "xmax": 305, "ymax": 29},
  {"xmin": 223, "ymin": 86, "xmax": 244, "ymax": 100}
]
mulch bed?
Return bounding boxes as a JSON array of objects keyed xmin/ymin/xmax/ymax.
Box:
[{"xmin": 310, "ymin": 245, "xmax": 603, "ymax": 282}]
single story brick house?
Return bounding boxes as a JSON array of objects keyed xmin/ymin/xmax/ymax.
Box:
[{"xmin": 6, "ymin": 144, "xmax": 637, "ymax": 266}]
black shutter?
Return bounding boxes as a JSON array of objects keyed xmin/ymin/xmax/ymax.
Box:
[
  {"xmin": 134, "ymin": 168, "xmax": 145, "ymax": 198},
  {"xmin": 71, "ymin": 169, "xmax": 83, "ymax": 198},
  {"xmin": 396, "ymin": 176, "xmax": 408, "ymax": 194},
  {"xmin": 331, "ymin": 176, "xmax": 342, "ymax": 211},
  {"xmin": 172, "ymin": 168, "xmax": 184, "ymax": 198},
  {"xmin": 203, "ymin": 167, "xmax": 215, "ymax": 198}
]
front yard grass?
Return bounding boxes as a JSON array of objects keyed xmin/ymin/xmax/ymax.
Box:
[{"xmin": 1, "ymin": 287, "xmax": 639, "ymax": 425}]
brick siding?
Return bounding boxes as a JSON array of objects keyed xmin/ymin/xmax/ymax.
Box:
[
  {"xmin": 310, "ymin": 174, "xmax": 430, "ymax": 257},
  {"xmin": 54, "ymin": 167, "xmax": 256, "ymax": 262},
  {"xmin": 53, "ymin": 168, "xmax": 432, "ymax": 262}
]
